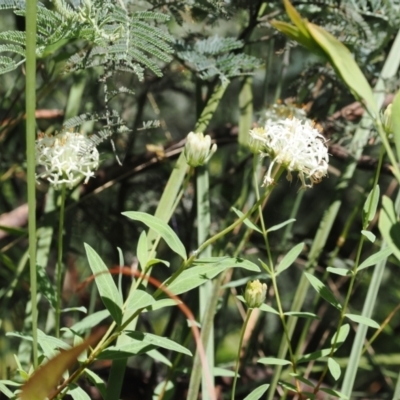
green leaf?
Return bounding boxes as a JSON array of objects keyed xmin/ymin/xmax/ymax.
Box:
[
  {"xmin": 0, "ymin": 381, "xmax": 17, "ymax": 398},
  {"xmin": 147, "ymin": 349, "xmax": 172, "ymax": 367},
  {"xmin": 392, "ymin": 90, "xmax": 400, "ymax": 163},
  {"xmin": 137, "ymin": 231, "xmax": 149, "ymax": 269},
  {"xmin": 231, "ymin": 207, "xmax": 262, "ymax": 233},
  {"xmin": 361, "ymin": 230, "xmax": 376, "ymax": 243},
  {"xmin": 379, "ymin": 196, "xmax": 400, "ymax": 262},
  {"xmin": 99, "ymin": 331, "xmax": 192, "ymax": 360},
  {"xmin": 84, "ymin": 370, "xmax": 106, "ymax": 398},
  {"xmin": 67, "ymin": 309, "xmax": 110, "ymax": 335},
  {"xmin": 328, "ymin": 357, "xmax": 341, "ymax": 381},
  {"xmin": 213, "ymin": 367, "xmax": 236, "ymax": 377},
  {"xmin": 363, "ymin": 185, "xmax": 380, "ymax": 225},
  {"xmin": 331, "ymin": 324, "xmax": 350, "ymax": 348},
  {"xmin": 243, "ymin": 384, "xmax": 270, "ymax": 400},
  {"xmin": 266, "ymin": 218, "xmax": 296, "ymax": 233},
  {"xmin": 167, "ymin": 257, "xmax": 260, "ymax": 295},
  {"xmin": 37, "ymin": 266, "xmax": 57, "ymax": 309},
  {"xmin": 125, "ymin": 332, "xmax": 192, "ymax": 356},
  {"xmin": 283, "ymin": 311, "xmax": 319, "ymax": 319},
  {"xmin": 357, "ymin": 247, "xmax": 393, "ymax": 271},
  {"xmin": 326, "ymin": 267, "xmax": 350, "ymax": 276},
  {"xmin": 319, "ymin": 387, "xmax": 348, "ymax": 399},
  {"xmin": 271, "ymin": 0, "xmax": 323, "ymax": 56},
  {"xmin": 304, "ymin": 272, "xmax": 342, "ymax": 310},
  {"xmin": 145, "ymin": 298, "xmax": 179, "ymax": 312},
  {"xmin": 123, "ymin": 211, "xmax": 187, "ymax": 260},
  {"xmin": 61, "ymin": 306, "xmax": 87, "ymax": 314},
  {"xmin": 345, "ymin": 313, "xmax": 380, "ymax": 329},
  {"xmin": 37, "ymin": 330, "xmax": 70, "ymax": 359},
  {"xmin": 259, "ymin": 303, "xmax": 280, "ymax": 315},
  {"xmin": 123, "ymin": 290, "xmax": 155, "ymax": 324},
  {"xmin": 276, "ymin": 243, "xmax": 304, "ymax": 275},
  {"xmin": 289, "ymin": 373, "xmax": 315, "ymax": 388},
  {"xmin": 306, "ymin": 22, "xmax": 377, "ymax": 115},
  {"xmin": 297, "ymin": 348, "xmax": 332, "ymax": 364},
  {"xmin": 69, "ymin": 385, "xmax": 91, "ymax": 400},
  {"xmin": 97, "ymin": 342, "xmax": 154, "ymax": 360},
  {"xmin": 257, "ymin": 357, "xmax": 291, "ymax": 366},
  {"xmin": 84, "ymin": 244, "xmax": 123, "ymax": 326}
]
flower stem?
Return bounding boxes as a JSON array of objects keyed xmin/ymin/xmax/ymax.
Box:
[
  {"xmin": 25, "ymin": 0, "xmax": 38, "ymax": 368},
  {"xmin": 55, "ymin": 183, "xmax": 67, "ymax": 337},
  {"xmin": 231, "ymin": 309, "xmax": 253, "ymax": 400}
]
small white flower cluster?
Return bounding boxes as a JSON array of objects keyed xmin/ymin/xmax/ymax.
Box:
[
  {"xmin": 36, "ymin": 131, "xmax": 99, "ymax": 189},
  {"xmin": 250, "ymin": 117, "xmax": 329, "ymax": 190},
  {"xmin": 184, "ymin": 131, "xmax": 217, "ymax": 167}
]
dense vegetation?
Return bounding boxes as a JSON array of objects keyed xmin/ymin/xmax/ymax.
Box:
[{"xmin": 1, "ymin": 0, "xmax": 400, "ymax": 399}]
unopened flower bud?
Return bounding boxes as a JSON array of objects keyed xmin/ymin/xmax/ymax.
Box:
[
  {"xmin": 248, "ymin": 128, "xmax": 265, "ymax": 154},
  {"xmin": 184, "ymin": 131, "xmax": 216, "ymax": 167},
  {"xmin": 383, "ymin": 104, "xmax": 393, "ymax": 134},
  {"xmin": 244, "ymin": 280, "xmax": 267, "ymax": 308}
]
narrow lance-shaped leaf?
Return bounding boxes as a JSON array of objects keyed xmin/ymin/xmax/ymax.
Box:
[
  {"xmin": 391, "ymin": 90, "xmax": 400, "ymax": 164},
  {"xmin": 378, "ymin": 196, "xmax": 400, "ymax": 262},
  {"xmin": 363, "ymin": 185, "xmax": 380, "ymax": 225},
  {"xmin": 345, "ymin": 313, "xmax": 380, "ymax": 329},
  {"xmin": 123, "ymin": 212, "xmax": 187, "ymax": 260},
  {"xmin": 85, "ymin": 244, "xmax": 123, "ymax": 325},
  {"xmin": 276, "ymin": 243, "xmax": 304, "ymax": 275},
  {"xmin": 304, "ymin": 272, "xmax": 342, "ymax": 310},
  {"xmin": 357, "ymin": 247, "xmax": 392, "ymax": 271},
  {"xmin": 306, "ymin": 22, "xmax": 377, "ymax": 116},
  {"xmin": 243, "ymin": 384, "xmax": 270, "ymax": 400}
]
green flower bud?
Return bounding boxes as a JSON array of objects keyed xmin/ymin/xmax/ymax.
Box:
[
  {"xmin": 184, "ymin": 131, "xmax": 217, "ymax": 167},
  {"xmin": 244, "ymin": 280, "xmax": 267, "ymax": 309},
  {"xmin": 383, "ymin": 104, "xmax": 393, "ymax": 135}
]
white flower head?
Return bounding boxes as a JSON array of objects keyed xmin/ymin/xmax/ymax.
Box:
[
  {"xmin": 184, "ymin": 131, "xmax": 217, "ymax": 167},
  {"xmin": 36, "ymin": 131, "xmax": 99, "ymax": 189},
  {"xmin": 250, "ymin": 117, "xmax": 329, "ymax": 189},
  {"xmin": 244, "ymin": 280, "xmax": 267, "ymax": 309}
]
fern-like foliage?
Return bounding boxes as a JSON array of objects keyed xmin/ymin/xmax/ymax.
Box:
[
  {"xmin": 176, "ymin": 35, "xmax": 262, "ymax": 85},
  {"xmin": 0, "ymin": 0, "xmax": 174, "ymax": 78}
]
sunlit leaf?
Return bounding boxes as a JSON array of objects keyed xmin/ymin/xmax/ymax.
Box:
[
  {"xmin": 379, "ymin": 196, "xmax": 400, "ymax": 262},
  {"xmin": 257, "ymin": 357, "xmax": 291, "ymax": 366},
  {"xmin": 328, "ymin": 357, "xmax": 341, "ymax": 381},
  {"xmin": 363, "ymin": 185, "xmax": 380, "ymax": 225},
  {"xmin": 345, "ymin": 313, "xmax": 380, "ymax": 329},
  {"xmin": 85, "ymin": 244, "xmax": 123, "ymax": 325},
  {"xmin": 243, "ymin": 384, "xmax": 270, "ymax": 400},
  {"xmin": 231, "ymin": 207, "xmax": 262, "ymax": 233},
  {"xmin": 276, "ymin": 243, "xmax": 303, "ymax": 275},
  {"xmin": 123, "ymin": 211, "xmax": 187, "ymax": 260},
  {"xmin": 304, "ymin": 272, "xmax": 342, "ymax": 310},
  {"xmin": 357, "ymin": 247, "xmax": 392, "ymax": 271}
]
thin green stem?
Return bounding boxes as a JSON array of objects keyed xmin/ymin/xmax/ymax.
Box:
[
  {"xmin": 231, "ymin": 309, "xmax": 253, "ymax": 400},
  {"xmin": 25, "ymin": 0, "xmax": 38, "ymax": 368},
  {"xmin": 55, "ymin": 183, "xmax": 67, "ymax": 337},
  {"xmin": 191, "ymin": 164, "xmax": 214, "ymax": 400},
  {"xmin": 315, "ymin": 147, "xmax": 385, "ymax": 394}
]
